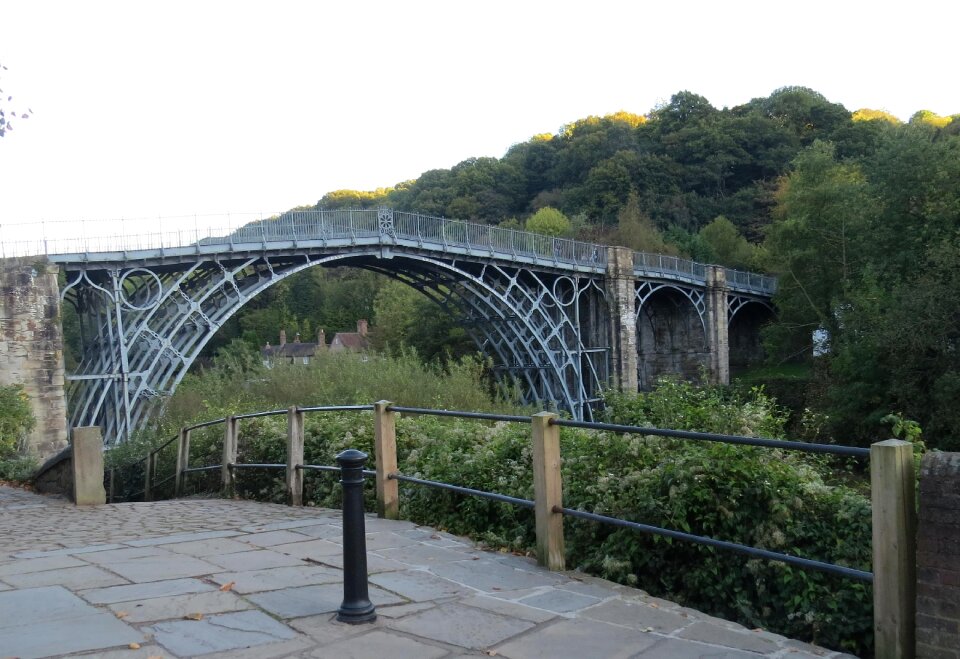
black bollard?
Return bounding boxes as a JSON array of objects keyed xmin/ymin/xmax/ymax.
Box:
[{"xmin": 335, "ymin": 449, "xmax": 377, "ymax": 624}]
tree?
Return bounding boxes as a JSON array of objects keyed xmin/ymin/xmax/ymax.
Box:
[
  {"xmin": 698, "ymin": 216, "xmax": 757, "ymax": 268},
  {"xmin": 763, "ymin": 141, "xmax": 874, "ymax": 359},
  {"xmin": 526, "ymin": 207, "xmax": 573, "ymax": 237},
  {"xmin": 614, "ymin": 192, "xmax": 673, "ymax": 253}
]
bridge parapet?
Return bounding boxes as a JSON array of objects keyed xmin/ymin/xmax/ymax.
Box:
[{"xmin": 5, "ymin": 208, "xmax": 775, "ymax": 295}]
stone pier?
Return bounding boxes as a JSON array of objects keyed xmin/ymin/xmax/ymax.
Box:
[
  {"xmin": 0, "ymin": 257, "xmax": 68, "ymax": 458},
  {"xmin": 604, "ymin": 246, "xmax": 638, "ymax": 393}
]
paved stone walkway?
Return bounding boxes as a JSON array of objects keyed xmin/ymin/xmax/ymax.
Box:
[{"xmin": 0, "ymin": 485, "xmax": 854, "ymax": 658}]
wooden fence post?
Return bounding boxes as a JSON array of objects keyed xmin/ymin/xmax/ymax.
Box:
[
  {"xmin": 871, "ymin": 439, "xmax": 916, "ymax": 659},
  {"xmin": 174, "ymin": 427, "xmax": 191, "ymax": 498},
  {"xmin": 374, "ymin": 401, "xmax": 399, "ymax": 519},
  {"xmin": 286, "ymin": 406, "xmax": 305, "ymax": 506},
  {"xmin": 222, "ymin": 416, "xmax": 238, "ymax": 497},
  {"xmin": 532, "ymin": 411, "xmax": 565, "ymax": 570},
  {"xmin": 143, "ymin": 451, "xmax": 154, "ymax": 502}
]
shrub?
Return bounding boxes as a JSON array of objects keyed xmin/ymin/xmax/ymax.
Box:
[{"xmin": 0, "ymin": 384, "xmax": 35, "ymax": 459}]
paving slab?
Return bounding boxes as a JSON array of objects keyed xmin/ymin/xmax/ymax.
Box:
[
  {"xmin": 12, "ymin": 542, "xmax": 126, "ymax": 559},
  {"xmin": 108, "ymin": 588, "xmax": 252, "ymax": 622},
  {"xmin": 209, "ymin": 564, "xmax": 343, "ymax": 593},
  {"xmin": 3, "ymin": 564, "xmax": 130, "ymax": 589},
  {"xmin": 287, "ymin": 613, "xmax": 372, "ymax": 644},
  {"xmin": 370, "ymin": 568, "xmax": 473, "ymax": 602},
  {"xmin": 312, "ymin": 550, "xmax": 408, "ymax": 573},
  {"xmin": 676, "ymin": 620, "xmax": 780, "ymax": 654},
  {"xmin": 516, "ymin": 587, "xmax": 602, "ymax": 613},
  {"xmin": 285, "ymin": 522, "xmax": 343, "ymax": 539},
  {"xmin": 77, "ymin": 545, "xmax": 171, "ymax": 564},
  {"xmin": 430, "ymin": 557, "xmax": 562, "ymax": 592},
  {"xmin": 163, "ymin": 536, "xmax": 258, "ymax": 556},
  {"xmin": 495, "ymin": 617, "xmax": 659, "ymax": 659},
  {"xmin": 0, "ymin": 554, "xmax": 88, "ymax": 576},
  {"xmin": 459, "ymin": 593, "xmax": 557, "ymax": 623},
  {"xmin": 241, "ymin": 529, "xmax": 316, "ymax": 546},
  {"xmin": 312, "ymin": 628, "xmax": 448, "ymax": 659},
  {"xmin": 377, "ymin": 542, "xmax": 478, "ymax": 566},
  {"xmin": 268, "ymin": 537, "xmax": 343, "ymax": 559},
  {"xmin": 325, "ymin": 530, "xmax": 420, "ymax": 550},
  {"xmin": 387, "ymin": 601, "xmax": 536, "ymax": 649},
  {"xmin": 106, "ymin": 553, "xmax": 224, "ymax": 582},
  {"xmin": 82, "ymin": 577, "xmax": 216, "ymax": 604},
  {"xmin": 0, "ymin": 585, "xmax": 143, "ymax": 658},
  {"xmin": 239, "ymin": 517, "xmax": 341, "ymax": 533},
  {"xmin": 125, "ymin": 529, "xmax": 242, "ymax": 546},
  {"xmin": 246, "ymin": 582, "xmax": 405, "ymax": 618},
  {"xmin": 638, "ymin": 637, "xmax": 761, "ymax": 658},
  {"xmin": 146, "ymin": 609, "xmax": 297, "ymax": 656},
  {"xmin": 203, "ymin": 548, "xmax": 308, "ymax": 571},
  {"xmin": 582, "ymin": 597, "xmax": 690, "ymax": 633}
]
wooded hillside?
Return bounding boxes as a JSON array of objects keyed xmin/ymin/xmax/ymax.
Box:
[{"xmin": 208, "ymin": 87, "xmax": 960, "ymax": 449}]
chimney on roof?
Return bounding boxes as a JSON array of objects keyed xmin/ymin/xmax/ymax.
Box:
[
  {"xmin": 280, "ymin": 329, "xmax": 287, "ymax": 346},
  {"xmin": 294, "ymin": 332, "xmax": 301, "ymax": 343},
  {"xmin": 317, "ymin": 328, "xmax": 326, "ymax": 348},
  {"xmin": 357, "ymin": 319, "xmax": 368, "ymax": 337}
]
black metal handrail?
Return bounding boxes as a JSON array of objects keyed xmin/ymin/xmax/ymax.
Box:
[
  {"xmin": 551, "ymin": 418, "xmax": 871, "ymax": 458},
  {"xmin": 389, "ymin": 472, "xmax": 536, "ymax": 509},
  {"xmin": 387, "ymin": 406, "xmax": 531, "ymax": 423},
  {"xmin": 233, "ymin": 410, "xmax": 287, "ymax": 420},
  {"xmin": 556, "ymin": 506, "xmax": 872, "ymax": 582}
]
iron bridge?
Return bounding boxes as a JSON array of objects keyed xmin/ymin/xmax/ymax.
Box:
[{"xmin": 44, "ymin": 209, "xmax": 776, "ymax": 444}]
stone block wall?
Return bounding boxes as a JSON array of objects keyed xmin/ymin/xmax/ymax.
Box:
[
  {"xmin": 917, "ymin": 451, "xmax": 960, "ymax": 658},
  {"xmin": 0, "ymin": 257, "xmax": 68, "ymax": 458}
]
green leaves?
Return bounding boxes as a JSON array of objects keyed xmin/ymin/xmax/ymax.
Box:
[{"xmin": 0, "ymin": 384, "xmax": 35, "ymax": 459}]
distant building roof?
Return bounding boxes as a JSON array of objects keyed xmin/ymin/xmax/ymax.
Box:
[
  {"xmin": 262, "ymin": 342, "xmax": 320, "ymax": 359},
  {"xmin": 329, "ymin": 319, "xmax": 371, "ymax": 352},
  {"xmin": 330, "ymin": 333, "xmax": 370, "ymax": 351}
]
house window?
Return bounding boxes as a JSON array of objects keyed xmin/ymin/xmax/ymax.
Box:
[{"xmin": 302, "ymin": 357, "xmax": 310, "ymax": 365}]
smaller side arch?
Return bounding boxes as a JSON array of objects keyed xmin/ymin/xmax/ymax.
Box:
[
  {"xmin": 636, "ymin": 283, "xmax": 708, "ymax": 389},
  {"xmin": 728, "ymin": 297, "xmax": 775, "ymax": 376}
]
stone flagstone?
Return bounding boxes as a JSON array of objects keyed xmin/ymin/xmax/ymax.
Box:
[{"xmin": 0, "ymin": 586, "xmax": 143, "ymax": 658}]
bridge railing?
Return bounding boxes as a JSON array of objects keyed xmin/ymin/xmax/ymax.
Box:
[
  {"xmin": 114, "ymin": 400, "xmax": 913, "ymax": 653},
  {"xmin": 3, "ymin": 209, "xmax": 776, "ymax": 296},
  {"xmin": 724, "ymin": 268, "xmax": 778, "ymax": 294}
]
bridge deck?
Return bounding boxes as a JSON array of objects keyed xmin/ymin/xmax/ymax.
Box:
[
  {"xmin": 20, "ymin": 208, "xmax": 774, "ymax": 296},
  {"xmin": 0, "ymin": 485, "xmax": 843, "ymax": 658}
]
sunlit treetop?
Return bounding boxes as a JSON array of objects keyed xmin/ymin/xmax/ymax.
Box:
[
  {"xmin": 559, "ymin": 111, "xmax": 647, "ymax": 138},
  {"xmin": 852, "ymin": 108, "xmax": 901, "ymax": 124},
  {"xmin": 909, "ymin": 109, "xmax": 953, "ymax": 128}
]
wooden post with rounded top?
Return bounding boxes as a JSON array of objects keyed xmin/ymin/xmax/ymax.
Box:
[
  {"xmin": 532, "ymin": 411, "xmax": 565, "ymax": 570},
  {"xmin": 221, "ymin": 415, "xmax": 238, "ymax": 497},
  {"xmin": 374, "ymin": 401, "xmax": 399, "ymax": 519},
  {"xmin": 286, "ymin": 406, "xmax": 305, "ymax": 506},
  {"xmin": 871, "ymin": 439, "xmax": 916, "ymax": 659},
  {"xmin": 174, "ymin": 427, "xmax": 191, "ymax": 498}
]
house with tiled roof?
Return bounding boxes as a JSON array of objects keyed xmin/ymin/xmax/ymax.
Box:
[{"xmin": 330, "ymin": 319, "xmax": 371, "ymax": 352}]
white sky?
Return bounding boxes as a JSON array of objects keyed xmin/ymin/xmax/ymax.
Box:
[{"xmin": 1, "ymin": 0, "xmax": 958, "ymax": 243}]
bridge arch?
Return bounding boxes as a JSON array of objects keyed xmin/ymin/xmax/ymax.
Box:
[
  {"xmin": 635, "ymin": 282, "xmax": 708, "ymax": 389},
  {"xmin": 61, "ymin": 248, "xmax": 608, "ymax": 443},
  {"xmin": 728, "ymin": 297, "xmax": 775, "ymax": 376}
]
